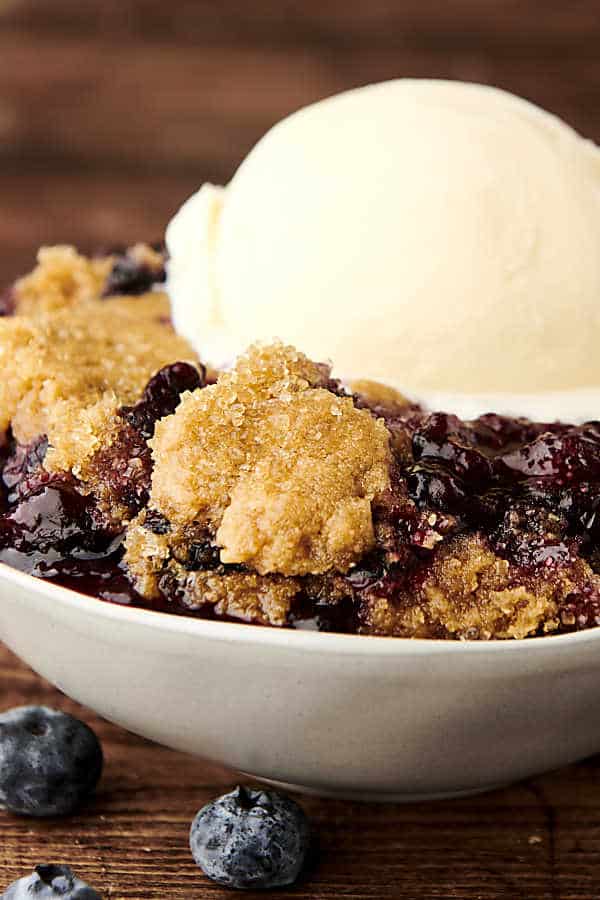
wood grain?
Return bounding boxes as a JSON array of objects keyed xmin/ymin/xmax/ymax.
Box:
[
  {"xmin": 0, "ymin": 171, "xmax": 198, "ymax": 284},
  {"xmin": 2, "ymin": 642, "xmax": 600, "ymax": 899},
  {"xmin": 1, "ymin": 0, "xmax": 600, "ymax": 287},
  {"xmin": 1, "ymin": 33, "xmax": 600, "ymax": 174},
  {"xmin": 4, "ymin": 0, "xmax": 600, "ymax": 49}
]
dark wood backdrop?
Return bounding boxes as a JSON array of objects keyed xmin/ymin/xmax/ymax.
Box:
[
  {"xmin": 1, "ymin": 0, "xmax": 600, "ymax": 286},
  {"xmin": 2, "ymin": 2, "xmax": 600, "ymax": 897}
]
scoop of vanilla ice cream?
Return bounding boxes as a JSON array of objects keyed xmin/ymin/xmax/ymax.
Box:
[{"xmin": 166, "ymin": 80, "xmax": 600, "ymax": 415}]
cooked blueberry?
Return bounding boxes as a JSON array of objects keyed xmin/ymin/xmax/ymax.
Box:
[
  {"xmin": 84, "ymin": 423, "xmax": 152, "ymax": 522},
  {"xmin": 102, "ymin": 246, "xmax": 166, "ymax": 297},
  {"xmin": 2, "ymin": 436, "xmax": 49, "ymax": 502},
  {"xmin": 290, "ymin": 595, "xmax": 358, "ymax": 633},
  {"xmin": 469, "ymin": 413, "xmax": 566, "ymax": 452},
  {"xmin": 120, "ymin": 362, "xmax": 204, "ymax": 438},
  {"xmin": 1, "ymin": 864, "xmax": 100, "ymax": 899},
  {"xmin": 559, "ymin": 584, "xmax": 600, "ymax": 630},
  {"xmin": 183, "ymin": 541, "xmax": 222, "ymax": 571},
  {"xmin": 412, "ymin": 413, "xmax": 493, "ymax": 486},
  {"xmin": 190, "ymin": 785, "xmax": 310, "ymax": 889},
  {"xmin": 0, "ymin": 707, "xmax": 103, "ymax": 816},
  {"xmin": 345, "ymin": 560, "xmax": 385, "ymax": 589},
  {"xmin": 501, "ymin": 430, "xmax": 600, "ymax": 482},
  {"xmin": 490, "ymin": 502, "xmax": 572, "ymax": 569},
  {"xmin": 0, "ymin": 435, "xmax": 11, "ymax": 513},
  {"xmin": 406, "ymin": 463, "xmax": 467, "ymax": 510},
  {"xmin": 0, "ymin": 287, "xmax": 15, "ymax": 317},
  {"xmin": 142, "ymin": 509, "xmax": 171, "ymax": 535}
]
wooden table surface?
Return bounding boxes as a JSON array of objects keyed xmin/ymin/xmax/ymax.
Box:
[
  {"xmin": 2, "ymin": 643, "xmax": 600, "ymax": 900},
  {"xmin": 2, "ymin": 1, "xmax": 600, "ymax": 897},
  {"xmin": 1, "ymin": 0, "xmax": 600, "ymax": 286}
]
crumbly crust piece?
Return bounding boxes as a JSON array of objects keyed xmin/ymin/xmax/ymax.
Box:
[
  {"xmin": 149, "ymin": 343, "xmax": 391, "ymax": 576},
  {"xmin": 124, "ymin": 513, "xmax": 299, "ymax": 626},
  {"xmin": 123, "ymin": 518, "xmax": 172, "ymax": 598},
  {"xmin": 11, "ymin": 244, "xmax": 171, "ymax": 319},
  {"xmin": 12, "ymin": 246, "xmax": 113, "ymax": 316},
  {"xmin": 348, "ymin": 379, "xmax": 410, "ymax": 411},
  {"xmin": 181, "ymin": 570, "xmax": 298, "ymax": 626},
  {"xmin": 0, "ymin": 300, "xmax": 195, "ymax": 474},
  {"xmin": 362, "ymin": 533, "xmax": 600, "ymax": 640}
]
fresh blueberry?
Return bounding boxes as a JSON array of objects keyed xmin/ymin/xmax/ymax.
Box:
[
  {"xmin": 190, "ymin": 785, "xmax": 310, "ymax": 889},
  {"xmin": 1, "ymin": 864, "xmax": 101, "ymax": 899},
  {"xmin": 0, "ymin": 707, "xmax": 103, "ymax": 817}
]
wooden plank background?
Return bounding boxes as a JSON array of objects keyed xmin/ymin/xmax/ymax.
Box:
[
  {"xmin": 2, "ymin": 1, "xmax": 600, "ymax": 897},
  {"xmin": 1, "ymin": 0, "xmax": 600, "ymax": 283}
]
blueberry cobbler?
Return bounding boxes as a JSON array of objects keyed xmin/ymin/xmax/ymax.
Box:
[{"xmin": 1, "ymin": 246, "xmax": 600, "ymax": 639}]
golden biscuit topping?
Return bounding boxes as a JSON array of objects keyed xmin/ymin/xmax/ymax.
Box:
[
  {"xmin": 149, "ymin": 343, "xmax": 391, "ymax": 575},
  {"xmin": 124, "ymin": 514, "xmax": 299, "ymax": 626},
  {"xmin": 348, "ymin": 379, "xmax": 410, "ymax": 411},
  {"xmin": 0, "ymin": 300, "xmax": 195, "ymax": 474},
  {"xmin": 361, "ymin": 534, "xmax": 600, "ymax": 640},
  {"xmin": 13, "ymin": 246, "xmax": 112, "ymax": 316}
]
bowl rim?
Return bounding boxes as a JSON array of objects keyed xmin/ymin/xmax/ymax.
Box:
[{"xmin": 2, "ymin": 561, "xmax": 599, "ymax": 657}]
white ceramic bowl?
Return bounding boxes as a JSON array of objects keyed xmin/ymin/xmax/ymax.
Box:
[{"xmin": 2, "ymin": 563, "xmax": 600, "ymax": 802}]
